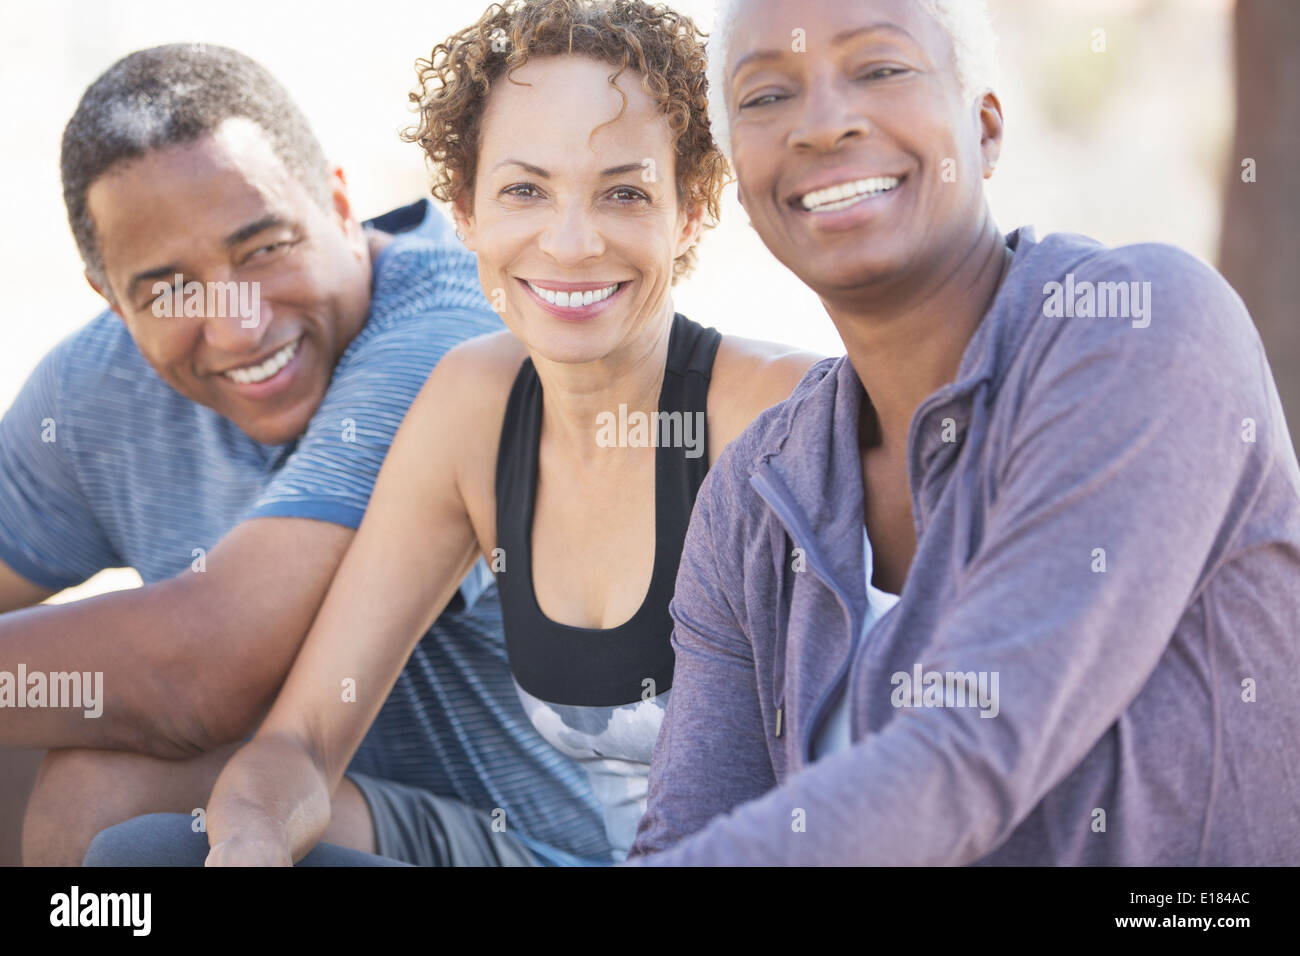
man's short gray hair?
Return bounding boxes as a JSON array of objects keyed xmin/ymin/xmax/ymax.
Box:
[
  {"xmin": 61, "ymin": 43, "xmax": 330, "ymax": 293},
  {"xmin": 706, "ymin": 0, "xmax": 1000, "ymax": 159}
]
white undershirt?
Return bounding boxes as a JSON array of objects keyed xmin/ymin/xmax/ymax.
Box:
[{"xmin": 812, "ymin": 527, "xmax": 901, "ymax": 760}]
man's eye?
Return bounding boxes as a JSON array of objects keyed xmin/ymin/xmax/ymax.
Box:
[
  {"xmin": 249, "ymin": 240, "xmax": 291, "ymax": 259},
  {"xmin": 142, "ymin": 279, "xmax": 183, "ymax": 313}
]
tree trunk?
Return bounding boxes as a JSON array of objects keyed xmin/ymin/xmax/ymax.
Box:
[{"xmin": 1219, "ymin": 0, "xmax": 1300, "ymax": 454}]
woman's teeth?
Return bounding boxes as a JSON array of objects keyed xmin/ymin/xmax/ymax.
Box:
[
  {"xmin": 225, "ymin": 339, "xmax": 299, "ymax": 384},
  {"xmin": 527, "ymin": 281, "xmax": 620, "ymax": 308},
  {"xmin": 801, "ymin": 176, "xmax": 901, "ymax": 212}
]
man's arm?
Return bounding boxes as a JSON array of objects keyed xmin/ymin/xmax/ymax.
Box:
[
  {"xmin": 0, "ymin": 516, "xmax": 354, "ymax": 757},
  {"xmin": 0, "ymin": 559, "xmax": 55, "ymax": 615},
  {"xmin": 0, "ymin": 213, "xmax": 499, "ymax": 760}
]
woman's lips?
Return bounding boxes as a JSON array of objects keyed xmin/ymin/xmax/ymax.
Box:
[
  {"xmin": 787, "ymin": 173, "xmax": 905, "ymax": 210},
  {"xmin": 517, "ymin": 277, "xmax": 630, "ymax": 321},
  {"xmin": 790, "ymin": 175, "xmax": 906, "ymax": 233}
]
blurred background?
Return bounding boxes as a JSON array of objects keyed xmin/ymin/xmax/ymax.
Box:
[{"xmin": 0, "ymin": 0, "xmax": 1296, "ymax": 865}]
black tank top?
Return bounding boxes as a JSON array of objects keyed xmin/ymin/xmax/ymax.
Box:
[{"xmin": 494, "ymin": 313, "xmax": 722, "ymax": 708}]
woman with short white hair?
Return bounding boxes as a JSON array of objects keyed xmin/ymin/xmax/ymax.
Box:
[{"xmin": 628, "ymin": 0, "xmax": 1300, "ymax": 865}]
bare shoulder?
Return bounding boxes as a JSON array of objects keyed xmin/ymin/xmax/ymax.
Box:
[
  {"xmin": 711, "ymin": 334, "xmax": 825, "ymax": 406},
  {"xmin": 707, "ymin": 334, "xmax": 825, "ymax": 455},
  {"xmin": 416, "ymin": 329, "xmax": 526, "ymax": 546},
  {"xmin": 418, "ymin": 330, "xmax": 527, "ymax": 428},
  {"xmin": 399, "ymin": 329, "xmax": 526, "ymax": 492},
  {"xmin": 434, "ymin": 329, "xmax": 529, "ymax": 389}
]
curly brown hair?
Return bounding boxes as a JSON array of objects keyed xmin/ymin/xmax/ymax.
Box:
[{"xmin": 402, "ymin": 0, "xmax": 729, "ymax": 282}]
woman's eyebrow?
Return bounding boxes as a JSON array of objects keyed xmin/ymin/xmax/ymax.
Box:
[
  {"xmin": 599, "ymin": 162, "xmax": 648, "ymax": 177},
  {"xmin": 490, "ymin": 159, "xmax": 649, "ymax": 178},
  {"xmin": 730, "ymin": 21, "xmax": 922, "ymax": 82},
  {"xmin": 831, "ymin": 22, "xmax": 922, "ymax": 48},
  {"xmin": 492, "ymin": 159, "xmax": 550, "ymax": 178},
  {"xmin": 729, "ymin": 48, "xmax": 783, "ymax": 83}
]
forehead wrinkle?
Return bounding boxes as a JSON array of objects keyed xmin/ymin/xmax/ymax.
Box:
[
  {"xmin": 709, "ymin": 0, "xmax": 998, "ymax": 159},
  {"xmin": 90, "ymin": 143, "xmax": 294, "ymax": 295},
  {"xmin": 481, "ymin": 57, "xmax": 666, "ymax": 142}
]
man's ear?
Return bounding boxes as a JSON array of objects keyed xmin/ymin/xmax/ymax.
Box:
[
  {"xmin": 327, "ymin": 166, "xmax": 367, "ymax": 253},
  {"xmin": 85, "ymin": 271, "xmax": 120, "ymax": 317},
  {"xmin": 978, "ymin": 90, "xmax": 1005, "ymax": 179}
]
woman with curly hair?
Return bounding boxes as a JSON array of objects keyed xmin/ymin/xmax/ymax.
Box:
[{"xmin": 86, "ymin": 0, "xmax": 820, "ymax": 866}]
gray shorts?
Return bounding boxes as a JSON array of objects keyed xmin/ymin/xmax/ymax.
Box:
[{"xmin": 347, "ymin": 772, "xmax": 542, "ymax": 867}]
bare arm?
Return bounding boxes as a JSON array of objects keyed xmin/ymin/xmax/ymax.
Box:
[
  {"xmin": 0, "ymin": 558, "xmax": 55, "ymax": 615},
  {"xmin": 707, "ymin": 336, "xmax": 826, "ymax": 461},
  {"xmin": 0, "ymin": 517, "xmax": 353, "ymax": 756},
  {"xmin": 203, "ymin": 343, "xmax": 489, "ymax": 865}
]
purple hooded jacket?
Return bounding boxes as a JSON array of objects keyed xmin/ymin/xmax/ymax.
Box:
[{"xmin": 628, "ymin": 227, "xmax": 1300, "ymax": 865}]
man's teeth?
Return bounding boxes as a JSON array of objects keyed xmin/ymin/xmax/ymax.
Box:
[
  {"xmin": 527, "ymin": 281, "xmax": 620, "ymax": 308},
  {"xmin": 225, "ymin": 339, "xmax": 299, "ymax": 385},
  {"xmin": 801, "ymin": 176, "xmax": 900, "ymax": 212}
]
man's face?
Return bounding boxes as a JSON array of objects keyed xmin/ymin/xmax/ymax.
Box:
[
  {"xmin": 724, "ymin": 0, "xmax": 999, "ymax": 299},
  {"xmin": 86, "ymin": 117, "xmax": 371, "ymax": 445}
]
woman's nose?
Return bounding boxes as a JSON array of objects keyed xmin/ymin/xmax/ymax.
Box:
[
  {"xmin": 789, "ymin": 74, "xmax": 872, "ymax": 153},
  {"xmin": 537, "ymin": 203, "xmax": 605, "ymax": 264}
]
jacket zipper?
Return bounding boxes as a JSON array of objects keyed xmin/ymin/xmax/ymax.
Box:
[{"xmin": 750, "ymin": 470, "xmax": 862, "ymax": 762}]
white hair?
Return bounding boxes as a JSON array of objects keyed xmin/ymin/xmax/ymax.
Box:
[{"xmin": 706, "ymin": 0, "xmax": 1001, "ymax": 159}]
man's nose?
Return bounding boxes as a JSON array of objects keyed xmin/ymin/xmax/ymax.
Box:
[{"xmin": 200, "ymin": 280, "xmax": 271, "ymax": 352}]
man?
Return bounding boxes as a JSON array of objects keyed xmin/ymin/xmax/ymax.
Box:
[{"xmin": 0, "ymin": 43, "xmax": 609, "ymax": 866}]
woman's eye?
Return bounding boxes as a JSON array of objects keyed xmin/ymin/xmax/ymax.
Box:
[
  {"xmin": 740, "ymin": 92, "xmax": 784, "ymax": 110},
  {"xmin": 503, "ymin": 183, "xmax": 540, "ymax": 199},
  {"xmin": 610, "ymin": 187, "xmax": 649, "ymax": 203},
  {"xmin": 861, "ymin": 67, "xmax": 907, "ymax": 81}
]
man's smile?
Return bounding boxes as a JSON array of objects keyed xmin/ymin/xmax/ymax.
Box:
[{"xmin": 216, "ymin": 334, "xmax": 305, "ymax": 396}]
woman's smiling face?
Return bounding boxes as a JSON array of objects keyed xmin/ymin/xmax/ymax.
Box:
[
  {"xmin": 724, "ymin": 0, "xmax": 1000, "ymax": 299},
  {"xmin": 454, "ymin": 54, "xmax": 703, "ymax": 366}
]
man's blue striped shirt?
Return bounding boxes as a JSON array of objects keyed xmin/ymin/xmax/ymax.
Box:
[{"xmin": 0, "ymin": 200, "xmax": 611, "ymax": 862}]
